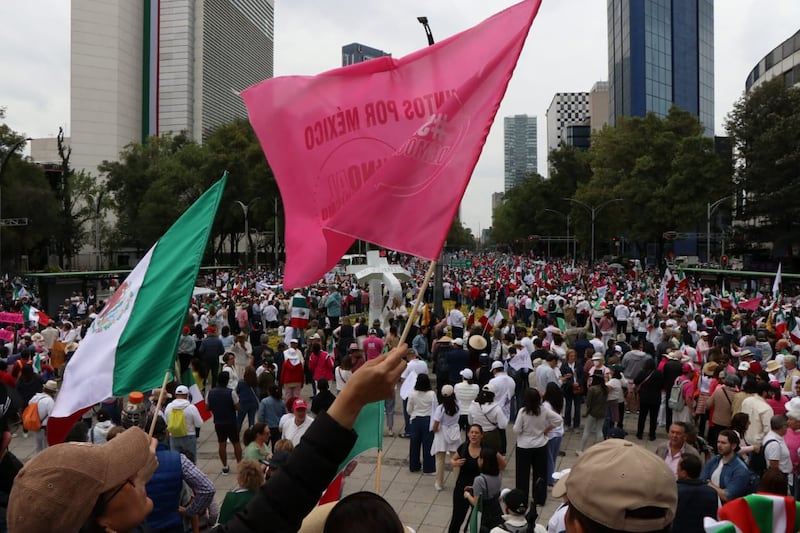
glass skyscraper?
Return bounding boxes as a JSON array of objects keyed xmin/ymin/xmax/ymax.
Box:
[
  {"xmin": 607, "ymin": 0, "xmax": 714, "ymax": 136},
  {"xmin": 503, "ymin": 115, "xmax": 538, "ymax": 192}
]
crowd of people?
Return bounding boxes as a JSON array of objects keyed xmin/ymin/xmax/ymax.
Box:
[{"xmin": 0, "ymin": 254, "xmax": 799, "ymax": 532}]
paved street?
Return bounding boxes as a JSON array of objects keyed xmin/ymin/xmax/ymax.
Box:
[{"xmin": 8, "ymin": 387, "xmax": 668, "ymax": 532}]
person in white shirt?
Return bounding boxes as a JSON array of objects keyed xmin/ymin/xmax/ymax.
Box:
[
  {"xmin": 454, "ymin": 368, "xmax": 480, "ymax": 431},
  {"xmin": 613, "ymin": 302, "xmax": 630, "ymax": 340},
  {"xmin": 279, "ymin": 397, "xmax": 314, "ymax": 446},
  {"xmin": 164, "ymin": 385, "xmax": 204, "ymax": 463},
  {"xmin": 489, "ymin": 361, "xmax": 516, "ymax": 421},
  {"xmin": 762, "ymin": 414, "xmax": 793, "ymax": 491},
  {"xmin": 448, "ymin": 303, "xmax": 466, "ymax": 339},
  {"xmin": 399, "ymin": 348, "xmax": 429, "ymax": 438},
  {"xmin": 513, "ymin": 388, "xmax": 562, "ymax": 502},
  {"xmin": 29, "ymin": 380, "xmax": 58, "ymax": 453},
  {"xmin": 407, "ymin": 373, "xmax": 437, "ymax": 474}
]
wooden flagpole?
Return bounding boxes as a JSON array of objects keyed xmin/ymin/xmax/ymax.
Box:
[
  {"xmin": 148, "ymin": 370, "xmax": 172, "ymax": 437},
  {"xmin": 375, "ymin": 258, "xmax": 437, "ymax": 493}
]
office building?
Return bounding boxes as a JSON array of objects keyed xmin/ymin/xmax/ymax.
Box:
[
  {"xmin": 503, "ymin": 115, "xmax": 538, "ymax": 192},
  {"xmin": 607, "ymin": 0, "xmax": 714, "ymax": 136},
  {"xmin": 546, "ymin": 92, "xmax": 590, "ymax": 162},
  {"xmin": 342, "ymin": 43, "xmax": 391, "ymax": 66},
  {"xmin": 589, "ymin": 81, "xmax": 610, "ymax": 131},
  {"xmin": 70, "ymin": 0, "xmax": 275, "ymax": 175},
  {"xmin": 745, "ymin": 28, "xmax": 800, "ymax": 92}
]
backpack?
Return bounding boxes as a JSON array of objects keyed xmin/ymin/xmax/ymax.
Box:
[
  {"xmin": 749, "ymin": 439, "xmax": 778, "ymax": 478},
  {"xmin": 22, "ymin": 402, "xmax": 41, "ymax": 432},
  {"xmin": 166, "ymin": 407, "xmax": 187, "ymax": 437},
  {"xmin": 668, "ymin": 377, "xmax": 686, "ymax": 411}
]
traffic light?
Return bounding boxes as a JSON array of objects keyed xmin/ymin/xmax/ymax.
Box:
[{"xmin": 721, "ymin": 255, "xmax": 728, "ymax": 268}]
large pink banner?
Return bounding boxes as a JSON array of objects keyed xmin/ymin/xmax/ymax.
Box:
[{"xmin": 243, "ymin": 0, "xmax": 542, "ymax": 288}]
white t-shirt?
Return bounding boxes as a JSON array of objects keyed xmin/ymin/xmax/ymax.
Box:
[{"xmin": 280, "ymin": 415, "xmax": 314, "ymax": 446}]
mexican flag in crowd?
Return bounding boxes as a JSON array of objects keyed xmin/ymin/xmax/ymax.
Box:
[
  {"xmin": 290, "ymin": 293, "xmax": 310, "ymax": 329},
  {"xmin": 23, "ymin": 304, "xmax": 51, "ymax": 326},
  {"xmin": 48, "ymin": 175, "xmax": 227, "ymax": 444}
]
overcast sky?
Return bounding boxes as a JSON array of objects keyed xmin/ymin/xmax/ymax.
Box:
[{"xmin": 1, "ymin": 1, "xmax": 799, "ymax": 236}]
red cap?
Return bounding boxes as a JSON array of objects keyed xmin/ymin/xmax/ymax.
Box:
[
  {"xmin": 182, "ymin": 326, "xmax": 190, "ymax": 334},
  {"xmin": 293, "ymin": 398, "xmax": 308, "ymax": 410}
]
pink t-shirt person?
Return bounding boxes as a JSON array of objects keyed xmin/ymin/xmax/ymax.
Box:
[{"xmin": 363, "ymin": 335, "xmax": 385, "ymax": 361}]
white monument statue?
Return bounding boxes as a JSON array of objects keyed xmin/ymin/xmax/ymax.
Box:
[{"xmin": 346, "ymin": 250, "xmax": 411, "ymax": 330}]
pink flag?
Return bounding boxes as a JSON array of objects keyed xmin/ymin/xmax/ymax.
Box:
[
  {"xmin": 737, "ymin": 297, "xmax": 762, "ymax": 312},
  {"xmin": 242, "ymin": 0, "xmax": 542, "ymax": 288},
  {"xmin": 695, "ymin": 288, "xmax": 703, "ymax": 306}
]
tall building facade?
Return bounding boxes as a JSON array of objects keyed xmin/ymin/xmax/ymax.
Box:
[
  {"xmin": 607, "ymin": 0, "xmax": 714, "ymax": 136},
  {"xmin": 341, "ymin": 43, "xmax": 391, "ymax": 67},
  {"xmin": 745, "ymin": 28, "xmax": 800, "ymax": 92},
  {"xmin": 70, "ymin": 0, "xmax": 274, "ymax": 175},
  {"xmin": 503, "ymin": 115, "xmax": 537, "ymax": 192},
  {"xmin": 589, "ymin": 81, "xmax": 610, "ymax": 131},
  {"xmin": 545, "ymin": 92, "xmax": 590, "ymax": 165}
]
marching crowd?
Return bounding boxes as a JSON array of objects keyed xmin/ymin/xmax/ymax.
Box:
[{"xmin": 1, "ymin": 255, "xmax": 800, "ymax": 532}]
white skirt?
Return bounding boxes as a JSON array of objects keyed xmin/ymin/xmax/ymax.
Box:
[{"xmin": 430, "ymin": 423, "xmax": 462, "ymax": 455}]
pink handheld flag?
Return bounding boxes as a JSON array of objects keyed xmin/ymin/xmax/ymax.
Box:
[{"xmin": 242, "ymin": 0, "xmax": 542, "ymax": 288}]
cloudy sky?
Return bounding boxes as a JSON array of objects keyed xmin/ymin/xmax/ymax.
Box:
[{"xmin": 2, "ymin": 1, "xmax": 799, "ymax": 236}]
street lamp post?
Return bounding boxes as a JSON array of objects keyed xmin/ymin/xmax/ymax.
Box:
[
  {"xmin": 416, "ymin": 15, "xmax": 445, "ymax": 319},
  {"xmin": 543, "ymin": 208, "xmax": 571, "ymax": 258},
  {"xmin": 562, "ymin": 197, "xmax": 623, "ymax": 263},
  {"xmin": 235, "ymin": 197, "xmax": 260, "ymax": 269},
  {"xmin": 0, "ymin": 138, "xmax": 32, "ymax": 272},
  {"xmin": 707, "ymin": 195, "xmax": 732, "ymax": 265}
]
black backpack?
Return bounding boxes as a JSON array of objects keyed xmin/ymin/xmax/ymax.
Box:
[{"xmin": 749, "ymin": 439, "xmax": 778, "ymax": 477}]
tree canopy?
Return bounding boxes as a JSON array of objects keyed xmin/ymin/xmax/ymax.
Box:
[
  {"xmin": 491, "ymin": 107, "xmax": 730, "ymax": 263},
  {"xmin": 726, "ymin": 77, "xmax": 800, "ymax": 257}
]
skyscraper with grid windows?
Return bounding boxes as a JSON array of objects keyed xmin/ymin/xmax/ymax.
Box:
[
  {"xmin": 607, "ymin": 0, "xmax": 713, "ymax": 136},
  {"xmin": 503, "ymin": 115, "xmax": 538, "ymax": 192}
]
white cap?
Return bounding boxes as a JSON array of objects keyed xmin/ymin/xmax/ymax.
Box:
[
  {"xmin": 453, "ymin": 338, "xmax": 464, "ymax": 346},
  {"xmin": 592, "ymin": 354, "xmax": 603, "ymax": 361},
  {"xmin": 459, "ymin": 368, "xmax": 473, "ymax": 380},
  {"xmin": 491, "ymin": 361, "xmax": 504, "ymax": 371},
  {"xmin": 175, "ymin": 385, "xmax": 190, "ymax": 395},
  {"xmin": 289, "ymin": 338, "xmax": 299, "ymax": 344},
  {"xmin": 441, "ymin": 384, "xmax": 454, "ymax": 397}
]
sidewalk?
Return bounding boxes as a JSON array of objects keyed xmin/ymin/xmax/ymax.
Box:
[{"xmin": 8, "ymin": 392, "xmax": 668, "ymax": 532}]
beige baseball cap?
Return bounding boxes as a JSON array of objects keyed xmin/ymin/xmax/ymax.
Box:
[
  {"xmin": 8, "ymin": 427, "xmax": 152, "ymax": 532},
  {"xmin": 552, "ymin": 439, "xmax": 677, "ymax": 532}
]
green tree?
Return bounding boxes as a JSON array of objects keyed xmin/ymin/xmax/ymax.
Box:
[
  {"xmin": 445, "ymin": 219, "xmax": 475, "ymax": 249},
  {"xmin": 726, "ymin": 78, "xmax": 800, "ymax": 257},
  {"xmin": 577, "ymin": 108, "xmax": 726, "ymax": 262}
]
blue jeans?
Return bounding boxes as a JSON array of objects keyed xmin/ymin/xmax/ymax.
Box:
[
  {"xmin": 546, "ymin": 435, "xmax": 563, "ymax": 485},
  {"xmin": 402, "ymin": 398, "xmax": 410, "ymax": 435},
  {"xmin": 170, "ymin": 434, "xmax": 198, "ymax": 463},
  {"xmin": 564, "ymin": 395, "xmax": 582, "ymax": 429},
  {"xmin": 385, "ymin": 394, "xmax": 396, "ymax": 431},
  {"xmin": 237, "ymin": 407, "xmax": 256, "ymax": 432},
  {"xmin": 409, "ymin": 416, "xmax": 435, "ymax": 473}
]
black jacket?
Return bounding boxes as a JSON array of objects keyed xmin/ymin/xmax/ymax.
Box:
[
  {"xmin": 634, "ymin": 368, "xmax": 664, "ymax": 405},
  {"xmin": 560, "ymin": 359, "xmax": 586, "ymax": 398},
  {"xmin": 673, "ymin": 478, "xmax": 719, "ymax": 533}
]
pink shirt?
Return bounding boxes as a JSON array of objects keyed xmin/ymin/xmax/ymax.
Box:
[
  {"xmin": 363, "ymin": 336, "xmax": 385, "ymax": 360},
  {"xmin": 784, "ymin": 428, "xmax": 800, "ymax": 469}
]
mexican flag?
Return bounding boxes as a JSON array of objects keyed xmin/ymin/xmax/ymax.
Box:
[
  {"xmin": 789, "ymin": 316, "xmax": 800, "ymax": 345},
  {"xmin": 23, "ymin": 304, "xmax": 51, "ymax": 326},
  {"xmin": 479, "ymin": 306, "xmax": 501, "ymax": 333},
  {"xmin": 290, "ymin": 293, "xmax": 310, "ymax": 329},
  {"xmin": 48, "ymin": 175, "xmax": 227, "ymax": 445},
  {"xmin": 319, "ymin": 400, "xmax": 383, "ymax": 504}
]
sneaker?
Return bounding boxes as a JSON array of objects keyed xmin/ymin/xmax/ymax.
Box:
[
  {"xmin": 423, "ymin": 472, "xmax": 436, "ymax": 476},
  {"xmin": 399, "ymin": 433, "xmax": 410, "ymax": 439},
  {"xmin": 222, "ymin": 466, "xmax": 230, "ymax": 475},
  {"xmin": 575, "ymin": 450, "xmax": 583, "ymax": 456},
  {"xmin": 22, "ymin": 431, "xmax": 28, "ymax": 439},
  {"xmin": 435, "ymin": 483, "xmax": 443, "ymax": 491},
  {"xmin": 387, "ymin": 429, "xmax": 394, "ymax": 437}
]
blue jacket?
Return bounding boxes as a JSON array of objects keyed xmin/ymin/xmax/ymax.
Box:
[
  {"xmin": 145, "ymin": 444, "xmax": 183, "ymax": 529},
  {"xmin": 701, "ymin": 454, "xmax": 751, "ymax": 501}
]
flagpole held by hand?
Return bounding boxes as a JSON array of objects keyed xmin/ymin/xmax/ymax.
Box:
[
  {"xmin": 149, "ymin": 370, "xmax": 172, "ymax": 438},
  {"xmin": 399, "ymin": 260, "xmax": 437, "ymax": 346}
]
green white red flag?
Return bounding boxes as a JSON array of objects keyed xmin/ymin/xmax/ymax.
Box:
[
  {"xmin": 48, "ymin": 175, "xmax": 227, "ymax": 444},
  {"xmin": 290, "ymin": 293, "xmax": 310, "ymax": 329}
]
